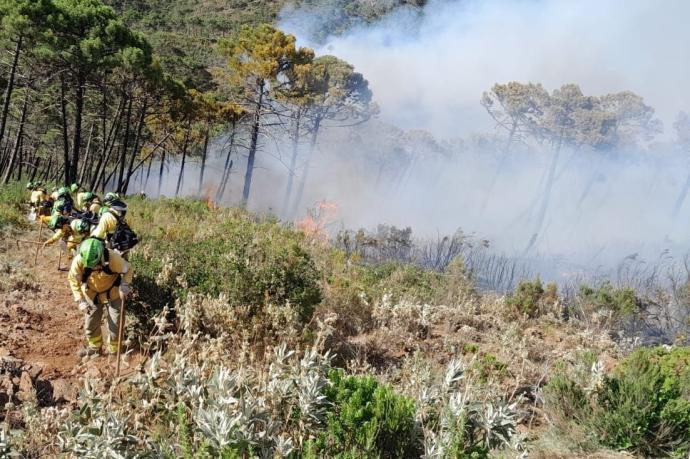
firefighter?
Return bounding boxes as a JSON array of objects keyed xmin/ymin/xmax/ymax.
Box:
[
  {"xmin": 68, "ymin": 238, "xmax": 133, "ymax": 356},
  {"xmin": 44, "ymin": 216, "xmax": 90, "ymax": 257},
  {"xmin": 91, "ymin": 199, "xmax": 127, "ymax": 242}
]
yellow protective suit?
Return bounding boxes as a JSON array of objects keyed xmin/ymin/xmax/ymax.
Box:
[
  {"xmin": 30, "ymin": 189, "xmax": 47, "ymax": 206},
  {"xmin": 45, "ymin": 221, "xmax": 88, "ymax": 256},
  {"xmin": 91, "ymin": 210, "xmax": 119, "ymax": 240},
  {"xmin": 68, "ymin": 249, "xmax": 133, "ymax": 352},
  {"xmin": 68, "ymin": 249, "xmax": 133, "ymax": 303}
]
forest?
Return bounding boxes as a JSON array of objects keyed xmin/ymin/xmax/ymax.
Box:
[{"xmin": 4, "ymin": 1, "xmax": 690, "ymax": 457}]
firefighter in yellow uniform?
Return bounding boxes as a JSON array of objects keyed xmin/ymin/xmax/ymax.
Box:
[
  {"xmin": 43, "ymin": 216, "xmax": 90, "ymax": 257},
  {"xmin": 91, "ymin": 200, "xmax": 127, "ymax": 241},
  {"xmin": 68, "ymin": 238, "xmax": 133, "ymax": 356},
  {"xmin": 26, "ymin": 182, "xmax": 52, "ymax": 219},
  {"xmin": 80, "ymin": 192, "xmax": 101, "ymax": 214}
]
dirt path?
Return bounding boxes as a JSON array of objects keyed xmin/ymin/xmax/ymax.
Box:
[{"xmin": 1, "ymin": 225, "xmax": 143, "ymax": 413}]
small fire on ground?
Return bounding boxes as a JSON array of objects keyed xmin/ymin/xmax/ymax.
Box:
[{"xmin": 296, "ymin": 200, "xmax": 339, "ymax": 240}]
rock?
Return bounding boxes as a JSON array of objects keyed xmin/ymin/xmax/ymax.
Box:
[
  {"xmin": 28, "ymin": 365, "xmax": 43, "ymax": 381},
  {"xmin": 0, "ymin": 375, "xmax": 12, "ymax": 392},
  {"xmin": 51, "ymin": 378, "xmax": 78, "ymax": 403},
  {"xmin": 16, "ymin": 371, "xmax": 35, "ymax": 402}
]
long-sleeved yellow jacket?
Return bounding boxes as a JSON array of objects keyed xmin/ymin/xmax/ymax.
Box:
[
  {"xmin": 91, "ymin": 211, "xmax": 118, "ymax": 240},
  {"xmin": 68, "ymin": 249, "xmax": 133, "ymax": 303},
  {"xmin": 30, "ymin": 189, "xmax": 47, "ymax": 205},
  {"xmin": 45, "ymin": 224, "xmax": 71, "ymax": 246}
]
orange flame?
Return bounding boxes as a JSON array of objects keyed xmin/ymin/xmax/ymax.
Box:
[
  {"xmin": 297, "ymin": 200, "xmax": 339, "ymax": 240},
  {"xmin": 202, "ymin": 184, "xmax": 218, "ymax": 210}
]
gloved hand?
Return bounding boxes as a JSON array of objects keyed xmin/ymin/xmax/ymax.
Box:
[
  {"xmin": 119, "ymin": 282, "xmax": 132, "ymax": 298},
  {"xmin": 78, "ymin": 300, "xmax": 93, "ymax": 314}
]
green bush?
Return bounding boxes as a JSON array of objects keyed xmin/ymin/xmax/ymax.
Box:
[
  {"xmin": 506, "ymin": 278, "xmax": 558, "ymax": 318},
  {"xmin": 0, "ymin": 182, "xmax": 30, "ymax": 231},
  {"xmin": 127, "ymin": 197, "xmax": 322, "ymax": 326},
  {"xmin": 545, "ymin": 346, "xmax": 690, "ymax": 457},
  {"xmin": 577, "ymin": 282, "xmax": 642, "ymax": 322},
  {"xmin": 306, "ymin": 370, "xmax": 422, "ymax": 458}
]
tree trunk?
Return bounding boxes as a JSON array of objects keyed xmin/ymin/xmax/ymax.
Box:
[
  {"xmin": 197, "ymin": 128, "xmax": 210, "ymax": 194},
  {"xmin": 15, "ymin": 139, "xmax": 23, "ymax": 180},
  {"xmin": 123, "ymin": 100, "xmax": 147, "ymax": 194},
  {"xmin": 282, "ymin": 107, "xmax": 302, "ymax": 215},
  {"xmin": 116, "ymin": 94, "xmax": 133, "ymax": 192},
  {"xmin": 79, "ymin": 122, "xmax": 95, "ymax": 184},
  {"xmin": 93, "ymin": 100, "xmax": 126, "ymax": 191},
  {"xmin": 42, "ymin": 154, "xmax": 53, "ymax": 182},
  {"xmin": 672, "ymin": 172, "xmax": 690, "ymax": 219},
  {"xmin": 70, "ymin": 71, "xmax": 86, "ymax": 185},
  {"xmin": 144, "ymin": 156, "xmax": 153, "ymax": 191},
  {"xmin": 30, "ymin": 156, "xmax": 40, "ymax": 182},
  {"xmin": 289, "ymin": 115, "xmax": 321, "ymax": 219},
  {"xmin": 524, "ymin": 133, "xmax": 563, "ymax": 255},
  {"xmin": 0, "ymin": 36, "xmax": 22, "ymax": 151},
  {"xmin": 216, "ymin": 120, "xmax": 236, "ymax": 202},
  {"xmin": 2, "ymin": 88, "xmax": 29, "ymax": 184},
  {"xmin": 175, "ymin": 127, "xmax": 190, "ymax": 197},
  {"xmin": 242, "ymin": 80, "xmax": 264, "ymax": 205},
  {"xmin": 480, "ymin": 120, "xmax": 517, "ymax": 214},
  {"xmin": 157, "ymin": 149, "xmax": 166, "ymax": 197},
  {"xmin": 60, "ymin": 75, "xmax": 71, "ymax": 185}
]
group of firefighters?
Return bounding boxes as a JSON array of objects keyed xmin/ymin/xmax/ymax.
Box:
[{"xmin": 25, "ymin": 182, "xmax": 136, "ymax": 358}]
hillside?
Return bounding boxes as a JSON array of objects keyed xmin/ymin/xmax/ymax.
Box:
[{"xmin": 3, "ymin": 184, "xmax": 689, "ymax": 458}]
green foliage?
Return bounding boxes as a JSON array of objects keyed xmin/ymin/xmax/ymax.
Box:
[
  {"xmin": 545, "ymin": 346, "xmax": 690, "ymax": 457},
  {"xmin": 309, "ymin": 370, "xmax": 422, "ymax": 458},
  {"xmin": 506, "ymin": 278, "xmax": 558, "ymax": 318},
  {"xmin": 473, "ymin": 353, "xmax": 508, "ymax": 383},
  {"xmin": 0, "ymin": 182, "xmax": 29, "ymax": 230},
  {"xmin": 577, "ymin": 282, "xmax": 642, "ymax": 321},
  {"xmin": 128, "ymin": 197, "xmax": 322, "ymax": 324}
]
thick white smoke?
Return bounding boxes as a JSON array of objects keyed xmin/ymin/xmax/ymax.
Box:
[{"xmin": 281, "ymin": 0, "xmax": 690, "ymax": 139}]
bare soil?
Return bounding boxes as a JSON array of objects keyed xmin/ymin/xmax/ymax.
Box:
[{"xmin": 0, "ymin": 224, "xmax": 143, "ymax": 420}]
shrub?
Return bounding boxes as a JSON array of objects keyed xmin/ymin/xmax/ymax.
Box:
[
  {"xmin": 506, "ymin": 278, "xmax": 558, "ymax": 318},
  {"xmin": 576, "ymin": 282, "xmax": 642, "ymax": 325},
  {"xmin": 126, "ymin": 198, "xmax": 322, "ymax": 326},
  {"xmin": 307, "ymin": 370, "xmax": 422, "ymax": 458},
  {"xmin": 473, "ymin": 353, "xmax": 508, "ymax": 383},
  {"xmin": 0, "ymin": 182, "xmax": 30, "ymax": 231},
  {"xmin": 544, "ymin": 346, "xmax": 690, "ymax": 457}
]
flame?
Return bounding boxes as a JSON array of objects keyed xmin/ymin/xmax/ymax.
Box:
[
  {"xmin": 202, "ymin": 184, "xmax": 218, "ymax": 210},
  {"xmin": 296, "ymin": 200, "xmax": 339, "ymax": 240}
]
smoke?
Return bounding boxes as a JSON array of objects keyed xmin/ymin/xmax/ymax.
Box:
[
  {"xmin": 281, "ymin": 0, "xmax": 690, "ymax": 139},
  {"xmin": 135, "ymin": 0, "xmax": 690, "ymax": 284}
]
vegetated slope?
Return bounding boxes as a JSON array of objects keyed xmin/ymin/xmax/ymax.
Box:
[
  {"xmin": 2, "ymin": 186, "xmax": 690, "ymax": 457},
  {"xmin": 103, "ymin": 0, "xmax": 423, "ymax": 87}
]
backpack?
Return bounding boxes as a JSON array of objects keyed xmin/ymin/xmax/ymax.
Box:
[{"xmin": 109, "ymin": 213, "xmax": 139, "ymax": 252}]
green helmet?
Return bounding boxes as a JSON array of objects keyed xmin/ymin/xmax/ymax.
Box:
[
  {"xmin": 70, "ymin": 218, "xmax": 90, "ymax": 234},
  {"xmin": 83, "ymin": 191, "xmax": 95, "ymax": 203},
  {"xmin": 70, "ymin": 183, "xmax": 80, "ymax": 193},
  {"xmin": 26, "ymin": 181, "xmax": 34, "ymax": 190},
  {"xmin": 48, "ymin": 214, "xmax": 68, "ymax": 230},
  {"xmin": 79, "ymin": 238, "xmax": 104, "ymax": 269},
  {"xmin": 57, "ymin": 186, "xmax": 70, "ymax": 198},
  {"xmin": 53, "ymin": 200, "xmax": 67, "ymax": 214},
  {"xmin": 103, "ymin": 192, "xmax": 120, "ymax": 205}
]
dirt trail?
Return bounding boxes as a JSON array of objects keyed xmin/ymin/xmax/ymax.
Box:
[{"xmin": 1, "ymin": 225, "xmax": 143, "ymax": 413}]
